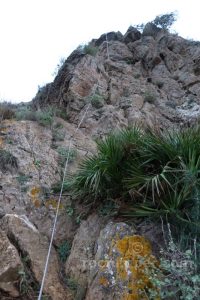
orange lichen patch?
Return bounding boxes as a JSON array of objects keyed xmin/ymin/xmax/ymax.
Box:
[
  {"xmin": 99, "ymin": 276, "xmax": 109, "ymax": 287},
  {"xmin": 115, "ymin": 235, "xmax": 160, "ymax": 300},
  {"xmin": 99, "ymin": 260, "xmax": 108, "ymax": 269},
  {"xmin": 29, "ymin": 186, "xmax": 41, "ymax": 208},
  {"xmin": 45, "ymin": 199, "xmax": 64, "ymax": 210},
  {"xmin": 116, "ymin": 236, "xmax": 151, "ymax": 257},
  {"xmin": 30, "ymin": 187, "xmax": 41, "ymax": 196},
  {"xmin": 33, "ymin": 199, "xmax": 41, "ymax": 208}
]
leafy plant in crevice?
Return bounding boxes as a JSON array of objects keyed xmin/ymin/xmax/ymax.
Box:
[
  {"xmin": 90, "ymin": 93, "xmax": 105, "ymax": 109},
  {"xmin": 69, "ymin": 126, "xmax": 142, "ymax": 201},
  {"xmin": 57, "ymin": 240, "xmax": 71, "ymax": 262},
  {"xmin": 83, "ymin": 44, "xmax": 98, "ymax": 56},
  {"xmin": 0, "ymin": 149, "xmax": 18, "ymax": 172}
]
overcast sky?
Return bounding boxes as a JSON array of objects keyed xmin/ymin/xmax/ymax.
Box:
[{"xmin": 0, "ymin": 0, "xmax": 199, "ymax": 103}]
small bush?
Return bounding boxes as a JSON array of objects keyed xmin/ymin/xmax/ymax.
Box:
[
  {"xmin": 36, "ymin": 109, "xmax": 54, "ymax": 127},
  {"xmin": 144, "ymin": 91, "xmax": 156, "ymax": 103},
  {"xmin": 0, "ymin": 149, "xmax": 18, "ymax": 171},
  {"xmin": 58, "ymin": 240, "xmax": 71, "ymax": 262},
  {"xmin": 15, "ymin": 107, "xmax": 37, "ymax": 121},
  {"xmin": 144, "ymin": 236, "xmax": 200, "ymax": 299},
  {"xmin": 83, "ymin": 44, "xmax": 98, "ymax": 56},
  {"xmin": 153, "ymin": 12, "xmax": 177, "ymax": 30},
  {"xmin": 90, "ymin": 94, "xmax": 104, "ymax": 109},
  {"xmin": 0, "ymin": 102, "xmax": 15, "ymax": 121},
  {"xmin": 52, "ymin": 128, "xmax": 65, "ymax": 142}
]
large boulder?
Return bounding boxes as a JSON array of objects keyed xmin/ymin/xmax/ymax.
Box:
[
  {"xmin": 124, "ymin": 26, "xmax": 141, "ymax": 44},
  {"xmin": 0, "ymin": 230, "xmax": 22, "ymax": 298},
  {"xmin": 1, "ymin": 214, "xmax": 72, "ymax": 300},
  {"xmin": 65, "ymin": 214, "xmax": 104, "ymax": 286}
]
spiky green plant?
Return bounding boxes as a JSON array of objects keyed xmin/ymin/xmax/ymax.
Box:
[{"xmin": 70, "ymin": 126, "xmax": 200, "ymax": 232}]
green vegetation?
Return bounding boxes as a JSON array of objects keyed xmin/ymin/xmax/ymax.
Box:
[
  {"xmin": 57, "ymin": 147, "xmax": 77, "ymax": 167},
  {"xmin": 144, "ymin": 91, "xmax": 156, "ymax": 103},
  {"xmin": 16, "ymin": 105, "xmax": 68, "ymax": 126},
  {"xmin": 0, "ymin": 149, "xmax": 18, "ymax": 171},
  {"xmin": 68, "ymin": 125, "xmax": 200, "ymax": 296},
  {"xmin": 141, "ymin": 232, "xmax": 200, "ymax": 299},
  {"xmin": 83, "ymin": 44, "xmax": 98, "ymax": 56},
  {"xmin": 15, "ymin": 106, "xmax": 37, "ymax": 121},
  {"xmin": 90, "ymin": 93, "xmax": 105, "ymax": 108},
  {"xmin": 153, "ymin": 12, "xmax": 177, "ymax": 30},
  {"xmin": 58, "ymin": 240, "xmax": 71, "ymax": 262},
  {"xmin": 69, "ymin": 125, "xmax": 200, "ymax": 230},
  {"xmin": 35, "ymin": 109, "xmax": 54, "ymax": 127},
  {"xmin": 0, "ymin": 101, "xmax": 15, "ymax": 121}
]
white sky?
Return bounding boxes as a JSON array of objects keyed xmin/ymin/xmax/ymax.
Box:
[{"xmin": 0, "ymin": 0, "xmax": 199, "ymax": 103}]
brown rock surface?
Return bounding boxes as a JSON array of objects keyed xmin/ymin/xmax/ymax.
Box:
[
  {"xmin": 0, "ymin": 229, "xmax": 22, "ymax": 297},
  {"xmin": 1, "ymin": 214, "xmax": 72, "ymax": 300}
]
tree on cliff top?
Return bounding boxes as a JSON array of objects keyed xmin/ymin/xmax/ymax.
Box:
[{"xmin": 153, "ymin": 12, "xmax": 177, "ymax": 29}]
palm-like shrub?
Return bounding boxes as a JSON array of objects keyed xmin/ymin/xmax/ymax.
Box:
[{"xmin": 70, "ymin": 126, "xmax": 200, "ymax": 231}]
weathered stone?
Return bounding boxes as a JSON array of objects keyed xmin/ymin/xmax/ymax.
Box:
[
  {"xmin": 0, "ymin": 230, "xmax": 22, "ymax": 297},
  {"xmin": 143, "ymin": 22, "xmax": 161, "ymax": 37},
  {"xmin": 85, "ymin": 222, "xmax": 157, "ymax": 300},
  {"xmin": 94, "ymin": 31, "xmax": 123, "ymax": 47},
  {"xmin": 124, "ymin": 26, "xmax": 141, "ymax": 44},
  {"xmin": 65, "ymin": 214, "xmax": 104, "ymax": 285},
  {"xmin": 1, "ymin": 214, "xmax": 72, "ymax": 300}
]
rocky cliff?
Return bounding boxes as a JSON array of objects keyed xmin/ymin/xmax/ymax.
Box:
[
  {"xmin": 33, "ymin": 23, "xmax": 200, "ymax": 135},
  {"xmin": 1, "ymin": 23, "xmax": 200, "ymax": 299}
]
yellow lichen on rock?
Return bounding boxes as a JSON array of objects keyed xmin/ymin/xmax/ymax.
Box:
[
  {"xmin": 30, "ymin": 187, "xmax": 41, "ymax": 196},
  {"xmin": 98, "ymin": 234, "xmax": 159, "ymax": 299},
  {"xmin": 45, "ymin": 199, "xmax": 64, "ymax": 210},
  {"xmin": 115, "ymin": 235, "xmax": 159, "ymax": 300},
  {"xmin": 29, "ymin": 187, "xmax": 41, "ymax": 207},
  {"xmin": 99, "ymin": 276, "xmax": 109, "ymax": 287}
]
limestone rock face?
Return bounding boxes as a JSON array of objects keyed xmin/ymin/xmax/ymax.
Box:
[
  {"xmin": 65, "ymin": 214, "xmax": 104, "ymax": 285},
  {"xmin": 33, "ymin": 27, "xmax": 200, "ymax": 135},
  {"xmin": 66, "ymin": 220, "xmax": 159, "ymax": 300},
  {"xmin": 0, "ymin": 230, "xmax": 22, "ymax": 297},
  {"xmin": 1, "ymin": 24, "xmax": 200, "ymax": 299},
  {"xmin": 1, "ymin": 214, "xmax": 72, "ymax": 300}
]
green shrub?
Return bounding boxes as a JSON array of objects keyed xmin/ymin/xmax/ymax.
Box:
[
  {"xmin": 51, "ymin": 180, "xmax": 71, "ymax": 193},
  {"xmin": 70, "ymin": 126, "xmax": 200, "ymax": 232},
  {"xmin": 83, "ymin": 44, "xmax": 98, "ymax": 56},
  {"xmin": 15, "ymin": 107, "xmax": 37, "ymax": 121},
  {"xmin": 58, "ymin": 240, "xmax": 71, "ymax": 262},
  {"xmin": 36, "ymin": 109, "xmax": 54, "ymax": 127},
  {"xmin": 52, "ymin": 128, "xmax": 65, "ymax": 142},
  {"xmin": 144, "ymin": 91, "xmax": 156, "ymax": 103},
  {"xmin": 143, "ymin": 236, "xmax": 200, "ymax": 299},
  {"xmin": 90, "ymin": 94, "xmax": 105, "ymax": 108},
  {"xmin": 0, "ymin": 102, "xmax": 16, "ymax": 121},
  {"xmin": 153, "ymin": 12, "xmax": 177, "ymax": 30},
  {"xmin": 16, "ymin": 173, "xmax": 31, "ymax": 185},
  {"xmin": 0, "ymin": 149, "xmax": 18, "ymax": 171}
]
